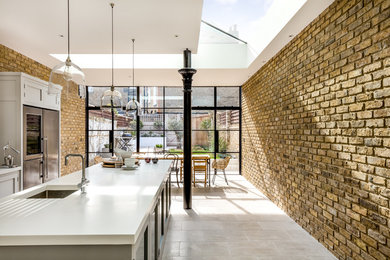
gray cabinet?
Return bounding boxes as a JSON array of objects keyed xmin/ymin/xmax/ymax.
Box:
[{"xmin": 0, "ymin": 170, "xmax": 20, "ymax": 199}]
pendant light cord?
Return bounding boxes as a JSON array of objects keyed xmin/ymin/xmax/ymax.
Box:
[
  {"xmin": 132, "ymin": 39, "xmax": 135, "ymax": 101},
  {"xmin": 67, "ymin": 0, "xmax": 70, "ymax": 57},
  {"xmin": 111, "ymin": 3, "xmax": 114, "ymax": 90}
]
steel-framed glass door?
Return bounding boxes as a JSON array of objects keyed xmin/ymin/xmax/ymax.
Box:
[{"xmin": 85, "ymin": 86, "xmax": 241, "ymax": 174}]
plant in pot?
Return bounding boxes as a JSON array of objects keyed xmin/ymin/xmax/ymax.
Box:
[
  {"xmin": 154, "ymin": 144, "xmax": 163, "ymax": 153},
  {"xmin": 219, "ymin": 137, "xmax": 228, "ymax": 158}
]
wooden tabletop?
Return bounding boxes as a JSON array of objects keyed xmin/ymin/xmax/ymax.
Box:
[{"xmin": 134, "ymin": 153, "xmax": 210, "ymax": 160}]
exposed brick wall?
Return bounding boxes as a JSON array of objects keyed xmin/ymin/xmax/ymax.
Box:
[
  {"xmin": 0, "ymin": 44, "xmax": 85, "ymax": 176},
  {"xmin": 242, "ymin": 0, "xmax": 390, "ymax": 259}
]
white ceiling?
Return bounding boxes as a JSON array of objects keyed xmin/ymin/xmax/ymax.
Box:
[{"xmin": 0, "ymin": 0, "xmax": 334, "ymax": 86}]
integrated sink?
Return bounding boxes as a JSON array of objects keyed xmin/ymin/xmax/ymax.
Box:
[{"xmin": 27, "ymin": 189, "xmax": 78, "ymax": 199}]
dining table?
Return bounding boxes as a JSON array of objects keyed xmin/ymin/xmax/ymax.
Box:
[{"xmin": 133, "ymin": 153, "xmax": 211, "ymax": 186}]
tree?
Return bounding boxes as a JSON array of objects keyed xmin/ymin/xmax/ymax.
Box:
[{"xmin": 167, "ymin": 120, "xmax": 183, "ymax": 149}]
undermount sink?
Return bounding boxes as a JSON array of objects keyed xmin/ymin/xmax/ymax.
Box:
[{"xmin": 27, "ymin": 189, "xmax": 78, "ymax": 199}]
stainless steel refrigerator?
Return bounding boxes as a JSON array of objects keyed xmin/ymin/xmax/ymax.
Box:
[{"xmin": 23, "ymin": 106, "xmax": 59, "ymax": 189}]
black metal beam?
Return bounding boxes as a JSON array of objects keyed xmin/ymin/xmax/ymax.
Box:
[{"xmin": 179, "ymin": 49, "xmax": 196, "ymax": 209}]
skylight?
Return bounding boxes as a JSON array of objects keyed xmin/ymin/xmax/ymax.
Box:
[
  {"xmin": 202, "ymin": 0, "xmax": 307, "ymax": 54},
  {"xmin": 51, "ymin": 0, "xmax": 307, "ymax": 70}
]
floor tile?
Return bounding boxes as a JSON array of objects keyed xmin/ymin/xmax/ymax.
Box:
[{"xmin": 163, "ymin": 175, "xmax": 337, "ymax": 259}]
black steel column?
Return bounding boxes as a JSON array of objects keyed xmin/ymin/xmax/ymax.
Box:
[{"xmin": 179, "ymin": 49, "xmax": 196, "ymax": 209}]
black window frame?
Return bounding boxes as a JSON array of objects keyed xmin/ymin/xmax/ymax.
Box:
[{"xmin": 86, "ymin": 86, "xmax": 242, "ymax": 174}]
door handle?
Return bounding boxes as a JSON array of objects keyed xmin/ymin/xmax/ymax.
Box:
[
  {"xmin": 44, "ymin": 137, "xmax": 48, "ymax": 179},
  {"xmin": 39, "ymin": 160, "xmax": 44, "ymax": 179}
]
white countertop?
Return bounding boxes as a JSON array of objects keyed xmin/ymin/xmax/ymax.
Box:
[
  {"xmin": 0, "ymin": 161, "xmax": 171, "ymax": 246},
  {"xmin": 0, "ymin": 166, "xmax": 22, "ymax": 176}
]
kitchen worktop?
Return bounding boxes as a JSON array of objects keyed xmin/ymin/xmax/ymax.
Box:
[
  {"xmin": 0, "ymin": 161, "xmax": 171, "ymax": 246},
  {"xmin": 0, "ymin": 166, "xmax": 21, "ymax": 176}
]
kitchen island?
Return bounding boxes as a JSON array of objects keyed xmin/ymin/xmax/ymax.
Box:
[{"xmin": 0, "ymin": 160, "xmax": 172, "ymax": 260}]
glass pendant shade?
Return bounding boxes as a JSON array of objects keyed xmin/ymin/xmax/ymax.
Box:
[
  {"xmin": 48, "ymin": 57, "xmax": 85, "ymax": 94},
  {"xmin": 125, "ymin": 38, "xmax": 142, "ymax": 117},
  {"xmin": 101, "ymin": 87, "xmax": 122, "ymax": 112},
  {"xmin": 125, "ymin": 99, "xmax": 141, "ymax": 116},
  {"xmin": 48, "ymin": 0, "xmax": 84, "ymax": 95}
]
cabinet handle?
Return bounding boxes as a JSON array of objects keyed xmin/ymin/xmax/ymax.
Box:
[{"xmin": 40, "ymin": 89, "xmax": 42, "ymax": 101}]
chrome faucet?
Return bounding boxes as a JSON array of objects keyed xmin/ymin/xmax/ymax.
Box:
[
  {"xmin": 65, "ymin": 154, "xmax": 89, "ymax": 193},
  {"xmin": 3, "ymin": 142, "xmax": 20, "ymax": 155}
]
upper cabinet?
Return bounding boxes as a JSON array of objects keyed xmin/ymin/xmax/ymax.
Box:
[
  {"xmin": 22, "ymin": 74, "xmax": 62, "ymax": 110},
  {"xmin": 0, "ymin": 72, "xmax": 62, "ymax": 166}
]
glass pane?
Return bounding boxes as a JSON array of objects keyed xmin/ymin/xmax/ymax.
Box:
[
  {"xmin": 88, "ymin": 152, "xmax": 112, "ymax": 166},
  {"xmin": 215, "ymin": 153, "xmax": 239, "ymax": 173},
  {"xmin": 117, "ymin": 87, "xmax": 137, "ymax": 107},
  {"xmin": 26, "ymin": 114, "xmax": 41, "ymax": 155},
  {"xmin": 140, "ymin": 87, "xmax": 163, "ymax": 109},
  {"xmin": 165, "ymin": 109, "xmax": 183, "ymax": 130},
  {"xmin": 114, "ymin": 131, "xmax": 137, "ymax": 152},
  {"xmin": 139, "ymin": 109, "xmax": 164, "ymax": 130},
  {"xmin": 192, "ymin": 110, "xmax": 214, "ymax": 130},
  {"xmin": 166, "ymin": 131, "xmax": 183, "ymax": 152},
  {"xmin": 216, "ymin": 110, "xmax": 240, "ymax": 130},
  {"xmin": 88, "ymin": 87, "xmax": 110, "ymax": 107},
  {"xmin": 218, "ymin": 131, "xmax": 239, "ymax": 152},
  {"xmin": 217, "ymin": 87, "xmax": 240, "ymax": 107},
  {"xmin": 89, "ymin": 131, "xmax": 110, "ymax": 153},
  {"xmin": 140, "ymin": 131, "xmax": 164, "ymax": 153},
  {"xmin": 89, "ymin": 110, "xmax": 112, "ymax": 130},
  {"xmin": 192, "ymin": 131, "xmax": 214, "ymax": 152},
  {"xmin": 114, "ymin": 112, "xmax": 137, "ymax": 131},
  {"xmin": 192, "ymin": 87, "xmax": 214, "ymax": 107},
  {"xmin": 165, "ymin": 87, "xmax": 183, "ymax": 108}
]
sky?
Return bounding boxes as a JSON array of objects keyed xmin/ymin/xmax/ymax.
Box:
[
  {"xmin": 201, "ymin": 0, "xmax": 307, "ymax": 54},
  {"xmin": 202, "ymin": 0, "xmax": 273, "ymax": 41}
]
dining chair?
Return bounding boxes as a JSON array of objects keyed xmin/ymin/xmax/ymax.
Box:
[
  {"xmin": 192, "ymin": 158, "xmax": 208, "ymax": 187},
  {"xmin": 164, "ymin": 154, "xmax": 180, "ymax": 187},
  {"xmin": 212, "ymin": 156, "xmax": 230, "ymax": 185}
]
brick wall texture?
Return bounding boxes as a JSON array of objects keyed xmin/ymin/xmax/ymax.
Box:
[
  {"xmin": 242, "ymin": 0, "xmax": 390, "ymax": 259},
  {"xmin": 0, "ymin": 44, "xmax": 85, "ymax": 176}
]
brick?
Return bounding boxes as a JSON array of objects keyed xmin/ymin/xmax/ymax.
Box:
[
  {"xmin": 375, "ymin": 148, "xmax": 390, "ymax": 158},
  {"xmin": 240, "ymin": 1, "xmax": 390, "ymax": 259},
  {"xmin": 357, "ymin": 111, "xmax": 372, "ymax": 119},
  {"xmin": 349, "ymin": 103, "xmax": 364, "ymax": 111},
  {"xmin": 365, "ymin": 100, "xmax": 383, "ymax": 109},
  {"xmin": 364, "ymin": 138, "xmax": 382, "ymax": 147},
  {"xmin": 363, "ymin": 61, "xmax": 382, "ymax": 73},
  {"xmin": 374, "ymin": 89, "xmax": 390, "ymax": 98}
]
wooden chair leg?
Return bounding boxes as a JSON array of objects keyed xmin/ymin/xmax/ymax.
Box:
[{"xmin": 204, "ymin": 170, "xmax": 207, "ymax": 187}]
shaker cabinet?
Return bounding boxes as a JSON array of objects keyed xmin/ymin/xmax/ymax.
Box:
[
  {"xmin": 0, "ymin": 169, "xmax": 21, "ymax": 199},
  {"xmin": 23, "ymin": 76, "xmax": 61, "ymax": 110},
  {"xmin": 0, "ymin": 72, "xmax": 62, "ymax": 190}
]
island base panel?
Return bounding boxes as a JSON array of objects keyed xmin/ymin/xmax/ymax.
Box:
[{"xmin": 0, "ymin": 244, "xmax": 132, "ymax": 260}]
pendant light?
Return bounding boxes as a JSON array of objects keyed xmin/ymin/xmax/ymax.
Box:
[
  {"xmin": 125, "ymin": 39, "xmax": 141, "ymax": 117},
  {"xmin": 101, "ymin": 3, "xmax": 122, "ymax": 112},
  {"xmin": 48, "ymin": 0, "xmax": 85, "ymax": 95}
]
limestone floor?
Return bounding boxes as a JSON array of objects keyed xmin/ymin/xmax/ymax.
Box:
[{"xmin": 163, "ymin": 174, "xmax": 337, "ymax": 260}]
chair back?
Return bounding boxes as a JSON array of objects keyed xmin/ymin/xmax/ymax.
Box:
[
  {"xmin": 212, "ymin": 155, "xmax": 231, "ymax": 170},
  {"xmin": 164, "ymin": 153, "xmax": 179, "ymax": 172}
]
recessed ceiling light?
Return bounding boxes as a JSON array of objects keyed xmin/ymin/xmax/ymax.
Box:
[
  {"xmin": 58, "ymin": 34, "xmax": 64, "ymax": 38},
  {"xmin": 288, "ymin": 34, "xmax": 294, "ymax": 38},
  {"xmin": 174, "ymin": 34, "xmax": 179, "ymax": 38}
]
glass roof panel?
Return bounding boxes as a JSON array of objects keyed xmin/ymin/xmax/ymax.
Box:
[{"xmin": 202, "ymin": 0, "xmax": 307, "ymax": 53}]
